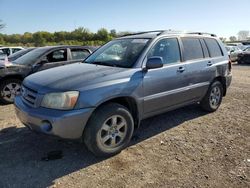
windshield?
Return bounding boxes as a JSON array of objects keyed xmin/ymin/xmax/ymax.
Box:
[
  {"xmin": 84, "ymin": 38, "xmax": 150, "ymax": 68},
  {"xmin": 13, "ymin": 47, "xmax": 48, "ymax": 65},
  {"xmin": 8, "ymin": 48, "xmax": 34, "ymax": 62},
  {"xmin": 244, "ymin": 47, "xmax": 250, "ymax": 52}
]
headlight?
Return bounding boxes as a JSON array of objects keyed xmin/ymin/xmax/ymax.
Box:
[{"xmin": 41, "ymin": 91, "xmax": 79, "ymax": 110}]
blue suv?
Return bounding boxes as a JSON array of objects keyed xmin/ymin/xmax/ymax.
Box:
[{"xmin": 15, "ymin": 31, "xmax": 232, "ymax": 157}]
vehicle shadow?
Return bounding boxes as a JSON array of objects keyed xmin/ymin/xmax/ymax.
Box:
[
  {"xmin": 233, "ymin": 63, "xmax": 250, "ymax": 66},
  {"xmin": 0, "ymin": 104, "xmax": 208, "ymax": 188}
]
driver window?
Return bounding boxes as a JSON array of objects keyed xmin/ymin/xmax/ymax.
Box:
[
  {"xmin": 148, "ymin": 38, "xmax": 181, "ymax": 64},
  {"xmin": 46, "ymin": 49, "xmax": 67, "ymax": 63}
]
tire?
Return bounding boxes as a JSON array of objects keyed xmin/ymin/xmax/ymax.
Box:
[
  {"xmin": 83, "ymin": 103, "xmax": 134, "ymax": 157},
  {"xmin": 0, "ymin": 79, "xmax": 22, "ymax": 104},
  {"xmin": 200, "ymin": 81, "xmax": 223, "ymax": 112}
]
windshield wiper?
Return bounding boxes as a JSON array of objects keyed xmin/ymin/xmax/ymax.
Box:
[{"xmin": 89, "ymin": 61, "xmax": 118, "ymax": 67}]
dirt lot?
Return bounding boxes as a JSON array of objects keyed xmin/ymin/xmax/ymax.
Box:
[{"xmin": 0, "ymin": 65, "xmax": 249, "ymax": 188}]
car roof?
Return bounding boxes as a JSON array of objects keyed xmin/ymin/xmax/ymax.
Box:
[
  {"xmin": 0, "ymin": 46, "xmax": 23, "ymax": 49},
  {"xmin": 36, "ymin": 45, "xmax": 98, "ymax": 51}
]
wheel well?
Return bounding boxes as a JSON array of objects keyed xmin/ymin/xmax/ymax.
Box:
[
  {"xmin": 94, "ymin": 97, "xmax": 140, "ymax": 129},
  {"xmin": 0, "ymin": 75, "xmax": 23, "ymax": 83},
  {"xmin": 213, "ymin": 76, "xmax": 227, "ymax": 96}
]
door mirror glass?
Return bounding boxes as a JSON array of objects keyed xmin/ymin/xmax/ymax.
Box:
[{"xmin": 146, "ymin": 56, "xmax": 163, "ymax": 69}]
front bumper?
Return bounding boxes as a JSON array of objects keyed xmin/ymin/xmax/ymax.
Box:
[{"xmin": 14, "ymin": 96, "xmax": 94, "ymax": 139}]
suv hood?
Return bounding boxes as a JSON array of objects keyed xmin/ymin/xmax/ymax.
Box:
[{"xmin": 23, "ymin": 63, "xmax": 136, "ymax": 93}]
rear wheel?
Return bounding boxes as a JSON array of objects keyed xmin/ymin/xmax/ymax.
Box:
[
  {"xmin": 83, "ymin": 103, "xmax": 134, "ymax": 157},
  {"xmin": 200, "ymin": 81, "xmax": 223, "ymax": 112},
  {"xmin": 0, "ymin": 79, "xmax": 22, "ymax": 104}
]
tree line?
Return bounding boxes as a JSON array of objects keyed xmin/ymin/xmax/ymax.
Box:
[
  {"xmin": 0, "ymin": 20, "xmax": 249, "ymax": 46},
  {"xmin": 0, "ymin": 27, "xmax": 124, "ymax": 47}
]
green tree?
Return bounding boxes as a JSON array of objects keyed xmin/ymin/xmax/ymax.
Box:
[
  {"xmin": 22, "ymin": 32, "xmax": 33, "ymax": 44},
  {"xmin": 54, "ymin": 31, "xmax": 67, "ymax": 43},
  {"xmin": 0, "ymin": 20, "xmax": 5, "ymax": 30},
  {"xmin": 33, "ymin": 32, "xmax": 46, "ymax": 46},
  {"xmin": 0, "ymin": 35, "xmax": 4, "ymax": 44},
  {"xmin": 95, "ymin": 28, "xmax": 110, "ymax": 41},
  {"xmin": 229, "ymin": 36, "xmax": 237, "ymax": 42},
  {"xmin": 110, "ymin": 29, "xmax": 117, "ymax": 37}
]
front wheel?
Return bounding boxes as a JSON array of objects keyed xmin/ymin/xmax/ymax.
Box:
[
  {"xmin": 83, "ymin": 103, "xmax": 134, "ymax": 157},
  {"xmin": 0, "ymin": 79, "xmax": 22, "ymax": 104},
  {"xmin": 200, "ymin": 81, "xmax": 223, "ymax": 112}
]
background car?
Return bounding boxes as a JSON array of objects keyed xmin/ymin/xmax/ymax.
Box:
[
  {"xmin": 225, "ymin": 45, "xmax": 242, "ymax": 62},
  {"xmin": 0, "ymin": 45, "xmax": 97, "ymax": 104},
  {"xmin": 0, "ymin": 48, "xmax": 36, "ymax": 62},
  {"xmin": 238, "ymin": 46, "xmax": 250, "ymax": 64},
  {"xmin": 226, "ymin": 42, "xmax": 245, "ymax": 50},
  {"xmin": 0, "ymin": 46, "xmax": 24, "ymax": 57}
]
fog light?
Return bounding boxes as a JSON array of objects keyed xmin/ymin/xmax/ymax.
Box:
[{"xmin": 41, "ymin": 121, "xmax": 52, "ymax": 132}]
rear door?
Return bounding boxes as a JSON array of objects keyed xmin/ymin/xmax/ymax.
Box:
[
  {"xmin": 143, "ymin": 38, "xmax": 190, "ymax": 115},
  {"xmin": 181, "ymin": 37, "xmax": 218, "ymax": 100},
  {"xmin": 68, "ymin": 48, "xmax": 91, "ymax": 63}
]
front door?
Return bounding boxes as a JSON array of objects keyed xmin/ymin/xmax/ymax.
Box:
[
  {"xmin": 143, "ymin": 38, "xmax": 190, "ymax": 115},
  {"xmin": 35, "ymin": 49, "xmax": 68, "ymax": 72}
]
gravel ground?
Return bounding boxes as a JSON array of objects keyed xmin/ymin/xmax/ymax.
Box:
[{"xmin": 0, "ymin": 64, "xmax": 249, "ymax": 188}]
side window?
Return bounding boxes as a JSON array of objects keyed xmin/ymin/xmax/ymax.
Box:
[
  {"xmin": 46, "ymin": 49, "xmax": 67, "ymax": 63},
  {"xmin": 71, "ymin": 49, "xmax": 90, "ymax": 60},
  {"xmin": 2, "ymin": 48, "xmax": 11, "ymax": 56},
  {"xmin": 204, "ymin": 38, "xmax": 223, "ymax": 57},
  {"xmin": 200, "ymin": 39, "xmax": 210, "ymax": 58},
  {"xmin": 181, "ymin": 38, "xmax": 204, "ymax": 61},
  {"xmin": 148, "ymin": 38, "xmax": 181, "ymax": 64}
]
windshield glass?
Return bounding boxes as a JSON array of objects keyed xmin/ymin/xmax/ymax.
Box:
[
  {"xmin": 13, "ymin": 47, "xmax": 48, "ymax": 65},
  {"xmin": 84, "ymin": 38, "xmax": 150, "ymax": 68},
  {"xmin": 8, "ymin": 48, "xmax": 34, "ymax": 62},
  {"xmin": 244, "ymin": 47, "xmax": 250, "ymax": 52}
]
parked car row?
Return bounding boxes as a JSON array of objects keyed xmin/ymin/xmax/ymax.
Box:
[
  {"xmin": 225, "ymin": 43, "xmax": 250, "ymax": 63},
  {"xmin": 238, "ymin": 46, "xmax": 250, "ymax": 64},
  {"xmin": 14, "ymin": 31, "xmax": 232, "ymax": 157},
  {"xmin": 0, "ymin": 45, "xmax": 97, "ymax": 103}
]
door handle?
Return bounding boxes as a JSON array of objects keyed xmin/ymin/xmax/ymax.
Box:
[
  {"xmin": 177, "ymin": 66, "xmax": 185, "ymax": 73},
  {"xmin": 207, "ymin": 61, "xmax": 213, "ymax": 66}
]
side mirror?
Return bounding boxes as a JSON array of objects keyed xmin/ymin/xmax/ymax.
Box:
[
  {"xmin": 40, "ymin": 57, "xmax": 49, "ymax": 64},
  {"xmin": 32, "ymin": 57, "xmax": 48, "ymax": 70},
  {"xmin": 146, "ymin": 56, "xmax": 163, "ymax": 69}
]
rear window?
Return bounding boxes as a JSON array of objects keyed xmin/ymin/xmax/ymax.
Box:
[
  {"xmin": 204, "ymin": 38, "xmax": 223, "ymax": 57},
  {"xmin": 181, "ymin": 38, "xmax": 204, "ymax": 61}
]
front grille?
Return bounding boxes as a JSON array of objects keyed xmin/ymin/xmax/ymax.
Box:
[{"xmin": 21, "ymin": 85, "xmax": 38, "ymax": 107}]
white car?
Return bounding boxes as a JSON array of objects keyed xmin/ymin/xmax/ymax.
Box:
[
  {"xmin": 0, "ymin": 47, "xmax": 24, "ymax": 58},
  {"xmin": 225, "ymin": 45, "xmax": 242, "ymax": 62}
]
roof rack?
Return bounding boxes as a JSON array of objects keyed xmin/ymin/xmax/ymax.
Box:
[
  {"xmin": 186, "ymin": 32, "xmax": 217, "ymax": 37},
  {"xmin": 121, "ymin": 30, "xmax": 217, "ymax": 37},
  {"xmin": 121, "ymin": 30, "xmax": 165, "ymax": 37}
]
